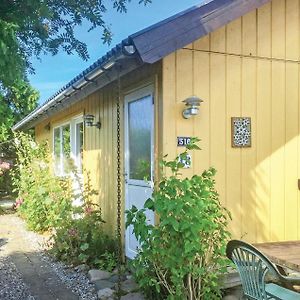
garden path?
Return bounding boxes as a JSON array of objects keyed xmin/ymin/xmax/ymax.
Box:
[{"xmin": 0, "ymin": 213, "xmax": 78, "ymax": 300}]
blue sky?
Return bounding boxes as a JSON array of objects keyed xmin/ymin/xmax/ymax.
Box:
[{"xmin": 29, "ymin": 0, "xmax": 204, "ymax": 104}]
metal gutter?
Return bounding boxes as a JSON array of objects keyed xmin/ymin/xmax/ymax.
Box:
[{"xmin": 13, "ymin": 39, "xmax": 137, "ymax": 131}]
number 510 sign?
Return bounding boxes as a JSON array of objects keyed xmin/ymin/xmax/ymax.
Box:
[{"xmin": 177, "ymin": 137, "xmax": 191, "ymax": 147}]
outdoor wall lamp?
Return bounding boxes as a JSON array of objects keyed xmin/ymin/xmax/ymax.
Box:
[
  {"xmin": 182, "ymin": 96, "xmax": 203, "ymax": 119},
  {"xmin": 84, "ymin": 114, "xmax": 101, "ymax": 129}
]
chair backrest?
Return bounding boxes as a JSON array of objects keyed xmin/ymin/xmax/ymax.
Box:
[{"xmin": 226, "ymin": 240, "xmax": 283, "ymax": 300}]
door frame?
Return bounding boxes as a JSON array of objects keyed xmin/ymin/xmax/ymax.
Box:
[{"xmin": 124, "ymin": 84, "xmax": 155, "ymax": 258}]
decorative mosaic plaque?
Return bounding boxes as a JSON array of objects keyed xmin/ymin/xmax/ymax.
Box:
[{"xmin": 231, "ymin": 117, "xmax": 251, "ymax": 148}]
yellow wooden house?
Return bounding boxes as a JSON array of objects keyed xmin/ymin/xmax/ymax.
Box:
[{"xmin": 14, "ymin": 0, "xmax": 300, "ymax": 258}]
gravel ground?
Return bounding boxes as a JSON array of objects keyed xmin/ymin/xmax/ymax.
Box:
[
  {"xmin": 0, "ymin": 256, "xmax": 34, "ymax": 300},
  {"xmin": 18, "ymin": 218, "xmax": 97, "ymax": 299},
  {"xmin": 39, "ymin": 254, "xmax": 97, "ymax": 300},
  {"xmin": 0, "ymin": 214, "xmax": 97, "ymax": 300}
]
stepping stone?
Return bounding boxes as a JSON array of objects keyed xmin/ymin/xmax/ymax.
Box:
[
  {"xmin": 118, "ymin": 278, "xmax": 139, "ymax": 293},
  {"xmin": 97, "ymin": 288, "xmax": 114, "ymax": 299},
  {"xmin": 121, "ymin": 292, "xmax": 145, "ymax": 300},
  {"xmin": 0, "ymin": 199, "xmax": 14, "ymax": 209},
  {"xmin": 94, "ymin": 279, "xmax": 115, "ymax": 290},
  {"xmin": 109, "ymin": 274, "xmax": 126, "ymax": 283},
  {"xmin": 88, "ymin": 269, "xmax": 112, "ymax": 282}
]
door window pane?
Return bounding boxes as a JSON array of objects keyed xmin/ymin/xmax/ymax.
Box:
[{"xmin": 128, "ymin": 96, "xmax": 152, "ymax": 180}]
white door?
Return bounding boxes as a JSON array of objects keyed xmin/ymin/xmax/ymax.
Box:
[{"xmin": 124, "ymin": 85, "xmax": 155, "ymax": 259}]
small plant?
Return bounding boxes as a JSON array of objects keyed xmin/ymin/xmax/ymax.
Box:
[
  {"xmin": 126, "ymin": 138, "xmax": 231, "ymax": 300},
  {"xmin": 94, "ymin": 251, "xmax": 117, "ymax": 272},
  {"xmin": 49, "ymin": 204, "xmax": 117, "ymax": 270}
]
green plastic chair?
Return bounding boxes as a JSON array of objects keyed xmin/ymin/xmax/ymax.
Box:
[{"xmin": 226, "ymin": 240, "xmax": 300, "ymax": 300}]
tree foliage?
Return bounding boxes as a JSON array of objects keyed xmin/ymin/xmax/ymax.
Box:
[
  {"xmin": 0, "ymin": 0, "xmax": 151, "ymax": 142},
  {"xmin": 0, "ymin": 0, "xmax": 151, "ymax": 87},
  {"xmin": 0, "ymin": 80, "xmax": 39, "ymax": 141}
]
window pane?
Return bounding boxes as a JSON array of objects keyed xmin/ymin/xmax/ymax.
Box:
[
  {"xmin": 75, "ymin": 122, "xmax": 83, "ymax": 172},
  {"xmin": 54, "ymin": 128, "xmax": 61, "ymax": 174},
  {"xmin": 62, "ymin": 124, "xmax": 71, "ymax": 173},
  {"xmin": 128, "ymin": 96, "xmax": 152, "ymax": 180}
]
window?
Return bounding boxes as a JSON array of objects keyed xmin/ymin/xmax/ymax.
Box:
[{"xmin": 53, "ymin": 116, "xmax": 83, "ymax": 176}]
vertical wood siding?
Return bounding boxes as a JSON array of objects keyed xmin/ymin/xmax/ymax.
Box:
[
  {"xmin": 162, "ymin": 0, "xmax": 300, "ymax": 243},
  {"xmin": 35, "ymin": 64, "xmax": 161, "ymax": 235},
  {"xmin": 36, "ymin": 88, "xmax": 119, "ymax": 233}
]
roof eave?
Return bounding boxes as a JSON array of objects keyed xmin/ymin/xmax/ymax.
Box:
[
  {"xmin": 131, "ymin": 0, "xmax": 270, "ymax": 64},
  {"xmin": 13, "ymin": 41, "xmax": 140, "ymax": 131}
]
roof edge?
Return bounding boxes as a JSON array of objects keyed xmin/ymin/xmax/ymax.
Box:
[
  {"xmin": 13, "ymin": 40, "xmax": 138, "ymax": 131},
  {"xmin": 131, "ymin": 0, "xmax": 270, "ymax": 63}
]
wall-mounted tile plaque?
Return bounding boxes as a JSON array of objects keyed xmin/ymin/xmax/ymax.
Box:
[{"xmin": 231, "ymin": 117, "xmax": 251, "ymax": 148}]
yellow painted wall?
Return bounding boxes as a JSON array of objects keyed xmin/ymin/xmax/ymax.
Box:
[
  {"xmin": 34, "ymin": 0, "xmax": 300, "ymax": 244},
  {"xmin": 162, "ymin": 0, "xmax": 300, "ymax": 243},
  {"xmin": 35, "ymin": 63, "xmax": 161, "ymax": 234}
]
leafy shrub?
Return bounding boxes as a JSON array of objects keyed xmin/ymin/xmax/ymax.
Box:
[
  {"xmin": 49, "ymin": 204, "xmax": 117, "ymax": 270},
  {"xmin": 126, "ymin": 138, "xmax": 231, "ymax": 300},
  {"xmin": 12, "ymin": 132, "xmax": 73, "ymax": 232},
  {"xmin": 12, "ymin": 132, "xmax": 117, "ymax": 271}
]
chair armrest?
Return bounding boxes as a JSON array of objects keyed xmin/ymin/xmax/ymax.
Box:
[{"xmin": 281, "ymin": 275, "xmax": 300, "ymax": 286}]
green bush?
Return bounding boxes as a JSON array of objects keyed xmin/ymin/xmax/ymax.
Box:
[
  {"xmin": 126, "ymin": 138, "xmax": 231, "ymax": 300},
  {"xmin": 12, "ymin": 132, "xmax": 73, "ymax": 232},
  {"xmin": 49, "ymin": 204, "xmax": 117, "ymax": 270},
  {"xmin": 12, "ymin": 132, "xmax": 117, "ymax": 271}
]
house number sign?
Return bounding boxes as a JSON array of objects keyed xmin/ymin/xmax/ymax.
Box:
[{"xmin": 177, "ymin": 137, "xmax": 191, "ymax": 147}]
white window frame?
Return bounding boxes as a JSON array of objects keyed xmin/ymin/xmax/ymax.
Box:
[
  {"xmin": 53, "ymin": 121, "xmax": 70, "ymax": 176},
  {"xmin": 70, "ymin": 115, "xmax": 84, "ymax": 174},
  {"xmin": 52, "ymin": 115, "xmax": 83, "ymax": 176}
]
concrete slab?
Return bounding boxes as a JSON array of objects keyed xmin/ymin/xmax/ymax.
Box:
[{"xmin": 0, "ymin": 214, "xmax": 79, "ymax": 300}]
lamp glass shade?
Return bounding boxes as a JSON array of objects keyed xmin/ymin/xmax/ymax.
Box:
[
  {"xmin": 84, "ymin": 114, "xmax": 95, "ymax": 126},
  {"xmin": 189, "ymin": 107, "xmax": 199, "ymax": 115},
  {"xmin": 183, "ymin": 96, "xmax": 203, "ymax": 107}
]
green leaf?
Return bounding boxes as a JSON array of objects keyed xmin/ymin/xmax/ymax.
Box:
[
  {"xmin": 144, "ymin": 198, "xmax": 154, "ymax": 210},
  {"xmin": 80, "ymin": 243, "xmax": 89, "ymax": 251}
]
